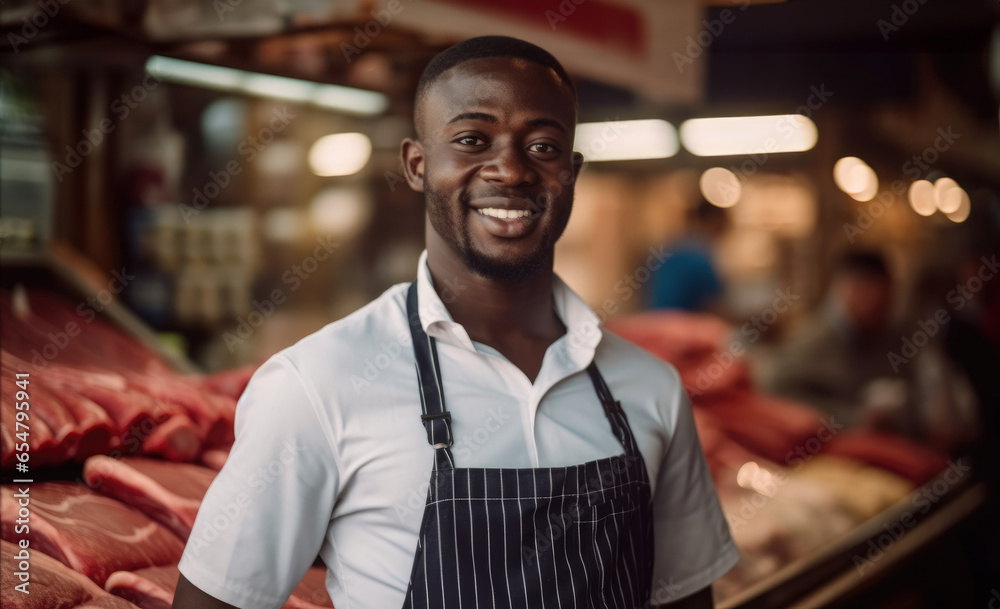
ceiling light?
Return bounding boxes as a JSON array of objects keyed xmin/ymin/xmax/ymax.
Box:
[
  {"xmin": 847, "ymin": 169, "xmax": 878, "ymax": 202},
  {"xmin": 146, "ymin": 55, "xmax": 242, "ymax": 89},
  {"xmin": 945, "ymin": 189, "xmax": 970, "ymax": 223},
  {"xmin": 934, "ymin": 177, "xmax": 962, "ymax": 213},
  {"xmin": 908, "ymin": 180, "xmax": 936, "ymax": 216},
  {"xmin": 242, "ymin": 73, "xmax": 317, "ymax": 103},
  {"xmin": 145, "ymin": 56, "xmax": 389, "ymax": 116},
  {"xmin": 699, "ymin": 167, "xmax": 741, "ymax": 208},
  {"xmin": 574, "ymin": 119, "xmax": 678, "ymax": 162},
  {"xmin": 308, "ymin": 133, "xmax": 372, "ymax": 177},
  {"xmin": 680, "ymin": 114, "xmax": 817, "ymax": 157},
  {"xmin": 833, "ymin": 156, "xmax": 878, "ymax": 201}
]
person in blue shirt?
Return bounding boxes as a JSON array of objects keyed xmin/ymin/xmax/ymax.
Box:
[{"xmin": 648, "ymin": 199, "xmax": 728, "ymax": 312}]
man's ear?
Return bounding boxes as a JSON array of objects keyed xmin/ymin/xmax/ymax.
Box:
[
  {"xmin": 571, "ymin": 151, "xmax": 585, "ymax": 179},
  {"xmin": 400, "ymin": 138, "xmax": 425, "ymax": 193}
]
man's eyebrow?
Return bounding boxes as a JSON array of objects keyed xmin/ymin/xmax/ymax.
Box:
[
  {"xmin": 447, "ymin": 112, "xmax": 497, "ymax": 125},
  {"xmin": 526, "ymin": 117, "xmax": 567, "ymax": 134},
  {"xmin": 445, "ymin": 113, "xmax": 568, "ymax": 135}
]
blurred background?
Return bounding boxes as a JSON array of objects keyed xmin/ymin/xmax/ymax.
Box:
[{"xmin": 1, "ymin": 1, "xmax": 999, "ymax": 608}]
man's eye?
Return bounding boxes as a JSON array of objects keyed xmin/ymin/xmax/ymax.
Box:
[
  {"xmin": 456, "ymin": 136, "xmax": 484, "ymax": 146},
  {"xmin": 529, "ymin": 143, "xmax": 558, "ymax": 154}
]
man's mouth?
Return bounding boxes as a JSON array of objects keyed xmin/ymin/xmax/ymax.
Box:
[
  {"xmin": 467, "ymin": 196, "xmax": 544, "ymax": 238},
  {"xmin": 476, "ymin": 208, "xmax": 537, "ymax": 220}
]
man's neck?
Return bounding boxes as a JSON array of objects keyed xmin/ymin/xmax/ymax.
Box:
[{"xmin": 425, "ymin": 247, "xmax": 565, "ymax": 347}]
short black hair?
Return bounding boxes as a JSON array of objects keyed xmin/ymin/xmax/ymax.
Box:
[
  {"xmin": 834, "ymin": 251, "xmax": 891, "ymax": 281},
  {"xmin": 692, "ymin": 198, "xmax": 728, "ymax": 225},
  {"xmin": 415, "ymin": 36, "xmax": 576, "ymax": 113}
]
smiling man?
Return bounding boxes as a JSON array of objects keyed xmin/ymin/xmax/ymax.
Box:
[{"xmin": 173, "ymin": 36, "xmax": 738, "ymax": 609}]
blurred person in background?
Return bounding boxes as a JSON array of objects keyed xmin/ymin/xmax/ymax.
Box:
[
  {"xmin": 943, "ymin": 247, "xmax": 1000, "ymax": 445},
  {"xmin": 759, "ymin": 251, "xmax": 977, "ymax": 450},
  {"xmin": 647, "ymin": 199, "xmax": 728, "ymax": 313},
  {"xmin": 942, "ymin": 246, "xmax": 1000, "ymax": 600}
]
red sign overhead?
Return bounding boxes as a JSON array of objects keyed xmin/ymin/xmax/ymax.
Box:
[{"xmin": 434, "ymin": 0, "xmax": 646, "ymax": 57}]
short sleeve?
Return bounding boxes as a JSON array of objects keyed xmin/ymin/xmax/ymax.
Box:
[
  {"xmin": 178, "ymin": 354, "xmax": 339, "ymax": 609},
  {"xmin": 649, "ymin": 387, "xmax": 740, "ymax": 604}
]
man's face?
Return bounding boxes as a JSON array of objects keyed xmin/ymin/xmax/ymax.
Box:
[
  {"xmin": 837, "ymin": 273, "xmax": 893, "ymax": 331},
  {"xmin": 403, "ymin": 56, "xmax": 581, "ymax": 282}
]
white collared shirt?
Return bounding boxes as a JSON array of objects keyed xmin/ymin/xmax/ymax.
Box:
[{"xmin": 178, "ymin": 251, "xmax": 738, "ymax": 609}]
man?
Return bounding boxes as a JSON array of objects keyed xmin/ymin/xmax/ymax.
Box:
[
  {"xmin": 761, "ymin": 251, "xmax": 977, "ymax": 443},
  {"xmin": 648, "ymin": 199, "xmax": 728, "ymax": 313},
  {"xmin": 173, "ymin": 36, "xmax": 738, "ymax": 609},
  {"xmin": 760, "ymin": 251, "xmax": 902, "ymax": 427}
]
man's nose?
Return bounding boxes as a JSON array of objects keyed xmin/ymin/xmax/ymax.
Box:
[{"xmin": 480, "ymin": 144, "xmax": 538, "ymax": 186}]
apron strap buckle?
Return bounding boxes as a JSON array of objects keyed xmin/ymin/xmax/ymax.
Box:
[
  {"xmin": 420, "ymin": 411, "xmax": 454, "ymax": 449},
  {"xmin": 601, "ymin": 399, "xmax": 624, "ymax": 415}
]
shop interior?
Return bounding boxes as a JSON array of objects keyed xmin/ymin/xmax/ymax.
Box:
[{"xmin": 1, "ymin": 0, "xmax": 999, "ymax": 607}]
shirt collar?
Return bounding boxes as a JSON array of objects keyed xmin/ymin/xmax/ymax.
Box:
[{"xmin": 414, "ymin": 250, "xmax": 603, "ymax": 356}]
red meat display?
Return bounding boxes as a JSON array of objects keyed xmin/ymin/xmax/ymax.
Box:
[
  {"xmin": 25, "ymin": 382, "xmax": 116, "ymax": 462},
  {"xmin": 606, "ymin": 311, "xmax": 752, "ymax": 398},
  {"xmin": 604, "ymin": 311, "xmax": 962, "ymax": 600},
  {"xmin": 0, "ymin": 288, "xmax": 243, "ymax": 467},
  {"xmin": 1, "ymin": 373, "xmax": 59, "ymax": 469},
  {"xmin": 606, "ymin": 312, "xmax": 948, "ymax": 486},
  {"xmin": 82, "ymin": 456, "xmax": 217, "ymax": 540},
  {"xmin": 200, "ymin": 447, "xmax": 230, "ymax": 471},
  {"xmin": 0, "ymin": 288, "xmax": 957, "ymax": 607},
  {"xmin": 197, "ymin": 364, "xmax": 257, "ymax": 401},
  {"xmin": 696, "ymin": 391, "xmax": 828, "ymax": 465},
  {"xmin": 0, "ymin": 540, "xmax": 140, "ymax": 609},
  {"xmin": 0, "ymin": 483, "xmax": 185, "ymax": 586},
  {"xmin": 822, "ymin": 430, "xmax": 950, "ymax": 485},
  {"xmin": 104, "ymin": 564, "xmax": 335, "ymax": 609},
  {"xmin": 104, "ymin": 566, "xmax": 179, "ymax": 609}
]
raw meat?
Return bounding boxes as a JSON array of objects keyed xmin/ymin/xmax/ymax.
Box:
[
  {"xmin": 199, "ymin": 364, "xmax": 258, "ymax": 400},
  {"xmin": 0, "ymin": 482, "xmax": 184, "ymax": 586},
  {"xmin": 200, "ymin": 447, "xmax": 230, "ymax": 470},
  {"xmin": 606, "ymin": 311, "xmax": 752, "ymax": 397},
  {"xmin": 104, "ymin": 564, "xmax": 335, "ymax": 609},
  {"xmin": 82, "ymin": 456, "xmax": 217, "ymax": 540},
  {"xmin": 36, "ymin": 382, "xmax": 116, "ymax": 461},
  {"xmin": 1, "ymin": 288, "xmax": 240, "ymax": 467},
  {"xmin": 22, "ymin": 288, "xmax": 173, "ymax": 377},
  {"xmin": 18, "ymin": 288, "xmax": 236, "ymax": 445},
  {"xmin": 2, "ymin": 375, "xmax": 79, "ymax": 459},
  {"xmin": 0, "ymin": 293, "xmax": 104, "ymax": 372},
  {"xmin": 696, "ymin": 391, "xmax": 825, "ymax": 464},
  {"xmin": 140, "ymin": 414, "xmax": 202, "ymax": 463},
  {"xmin": 691, "ymin": 407, "xmax": 767, "ymax": 481},
  {"xmin": 0, "ymin": 539, "xmax": 139, "ymax": 609},
  {"xmin": 822, "ymin": 430, "xmax": 949, "ymax": 484},
  {"xmin": 1, "ymin": 351, "xmax": 158, "ymax": 449},
  {"xmin": 105, "ymin": 565, "xmax": 177, "ymax": 609},
  {"xmin": 0, "ymin": 350, "xmax": 204, "ymax": 464},
  {"xmin": 124, "ymin": 373, "xmax": 234, "ymax": 448},
  {"xmin": 0, "ymin": 371, "xmax": 58, "ymax": 469},
  {"xmin": 75, "ymin": 598, "xmax": 143, "ymax": 608}
]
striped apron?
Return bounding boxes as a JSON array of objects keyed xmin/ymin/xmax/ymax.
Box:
[{"xmin": 401, "ymin": 281, "xmax": 655, "ymax": 609}]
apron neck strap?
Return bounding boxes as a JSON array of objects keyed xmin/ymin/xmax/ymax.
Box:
[
  {"xmin": 408, "ymin": 280, "xmax": 455, "ymax": 470},
  {"xmin": 406, "ymin": 280, "xmax": 636, "ymax": 470}
]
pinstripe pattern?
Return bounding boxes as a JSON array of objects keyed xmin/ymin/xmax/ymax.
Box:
[{"xmin": 402, "ymin": 281, "xmax": 654, "ymax": 609}]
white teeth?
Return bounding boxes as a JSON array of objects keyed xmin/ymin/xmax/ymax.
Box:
[{"xmin": 477, "ymin": 208, "xmax": 534, "ymax": 219}]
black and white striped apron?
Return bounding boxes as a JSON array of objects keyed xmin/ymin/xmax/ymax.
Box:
[{"xmin": 402, "ymin": 280, "xmax": 655, "ymax": 609}]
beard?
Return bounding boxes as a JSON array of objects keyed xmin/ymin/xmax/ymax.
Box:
[{"xmin": 424, "ymin": 180, "xmax": 571, "ymax": 283}]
